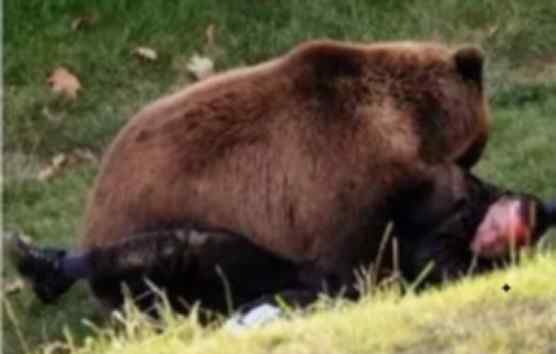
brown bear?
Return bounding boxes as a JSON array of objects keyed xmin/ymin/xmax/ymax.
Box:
[
  {"xmin": 81, "ymin": 40, "xmax": 490, "ymax": 309},
  {"xmin": 12, "ymin": 165, "xmax": 554, "ymax": 314}
]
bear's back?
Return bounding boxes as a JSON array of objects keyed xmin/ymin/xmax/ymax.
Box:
[{"xmin": 81, "ymin": 40, "xmax": 489, "ymax": 268}]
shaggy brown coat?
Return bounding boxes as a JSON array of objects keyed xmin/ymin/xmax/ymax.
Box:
[{"xmin": 81, "ymin": 40, "xmax": 489, "ymax": 305}]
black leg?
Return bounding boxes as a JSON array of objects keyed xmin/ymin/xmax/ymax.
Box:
[
  {"xmin": 6, "ymin": 233, "xmax": 76, "ymax": 303},
  {"xmin": 86, "ymin": 227, "xmax": 306, "ymax": 315},
  {"xmin": 9, "ymin": 227, "xmax": 328, "ymax": 318}
]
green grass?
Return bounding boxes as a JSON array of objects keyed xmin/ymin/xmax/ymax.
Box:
[
  {"xmin": 4, "ymin": 1, "xmax": 556, "ymax": 353},
  {"xmin": 61, "ymin": 252, "xmax": 556, "ymax": 354},
  {"xmin": 6, "ymin": 0, "xmax": 556, "ymax": 156}
]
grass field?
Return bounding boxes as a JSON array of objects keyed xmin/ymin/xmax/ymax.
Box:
[
  {"xmin": 4, "ymin": 1, "xmax": 556, "ymax": 353},
  {"xmin": 50, "ymin": 253, "xmax": 556, "ymax": 354}
]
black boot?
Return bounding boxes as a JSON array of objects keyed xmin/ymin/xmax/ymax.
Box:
[{"xmin": 6, "ymin": 233, "xmax": 76, "ymax": 303}]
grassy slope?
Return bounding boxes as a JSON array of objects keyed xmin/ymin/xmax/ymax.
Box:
[
  {"xmin": 71, "ymin": 253, "xmax": 556, "ymax": 354},
  {"xmin": 4, "ymin": 1, "xmax": 556, "ymax": 353}
]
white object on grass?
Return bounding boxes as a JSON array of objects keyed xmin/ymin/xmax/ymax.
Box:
[{"xmin": 225, "ymin": 303, "xmax": 283, "ymax": 333}]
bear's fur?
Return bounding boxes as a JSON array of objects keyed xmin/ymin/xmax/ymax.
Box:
[{"xmin": 81, "ymin": 40, "xmax": 490, "ymax": 307}]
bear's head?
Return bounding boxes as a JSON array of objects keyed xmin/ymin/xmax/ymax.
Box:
[
  {"xmin": 294, "ymin": 40, "xmax": 491, "ymax": 169},
  {"xmin": 379, "ymin": 43, "xmax": 490, "ymax": 169}
]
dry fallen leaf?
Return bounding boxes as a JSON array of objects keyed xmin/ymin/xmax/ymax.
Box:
[
  {"xmin": 485, "ymin": 24, "xmax": 499, "ymax": 38},
  {"xmin": 37, "ymin": 153, "xmax": 68, "ymax": 181},
  {"xmin": 3, "ymin": 278, "xmax": 26, "ymax": 296},
  {"xmin": 133, "ymin": 47, "xmax": 158, "ymax": 62},
  {"xmin": 52, "ymin": 153, "xmax": 67, "ymax": 167},
  {"xmin": 71, "ymin": 13, "xmax": 98, "ymax": 31},
  {"xmin": 47, "ymin": 67, "xmax": 81, "ymax": 99},
  {"xmin": 36, "ymin": 149, "xmax": 98, "ymax": 181},
  {"xmin": 41, "ymin": 106, "xmax": 62, "ymax": 123},
  {"xmin": 187, "ymin": 54, "xmax": 214, "ymax": 80},
  {"xmin": 42, "ymin": 341, "xmax": 71, "ymax": 354},
  {"xmin": 72, "ymin": 148, "xmax": 99, "ymax": 164},
  {"xmin": 37, "ymin": 165, "xmax": 56, "ymax": 181},
  {"xmin": 206, "ymin": 24, "xmax": 216, "ymax": 48}
]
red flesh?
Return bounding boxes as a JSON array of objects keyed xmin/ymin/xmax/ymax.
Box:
[{"xmin": 470, "ymin": 198, "xmax": 532, "ymax": 259}]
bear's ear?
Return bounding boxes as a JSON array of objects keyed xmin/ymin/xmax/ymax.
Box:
[{"xmin": 453, "ymin": 46, "xmax": 484, "ymax": 88}]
